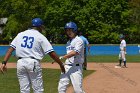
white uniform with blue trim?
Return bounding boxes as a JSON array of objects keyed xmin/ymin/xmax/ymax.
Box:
[
  {"xmin": 58, "ymin": 36, "xmax": 85, "ymax": 93},
  {"xmin": 11, "ymin": 29, "xmax": 54, "ymax": 60},
  {"xmin": 65, "ymin": 36, "xmax": 84, "ymax": 65},
  {"xmin": 10, "ymin": 29, "xmax": 54, "ymax": 93},
  {"xmin": 119, "ymin": 39, "xmax": 126, "ymax": 61}
]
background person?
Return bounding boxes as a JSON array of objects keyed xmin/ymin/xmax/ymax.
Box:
[
  {"xmin": 78, "ymin": 31, "xmax": 90, "ymax": 70},
  {"xmin": 117, "ymin": 34, "xmax": 127, "ymax": 68}
]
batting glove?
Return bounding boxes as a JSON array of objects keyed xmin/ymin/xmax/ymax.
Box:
[
  {"xmin": 125, "ymin": 52, "xmax": 127, "ymax": 54},
  {"xmin": 59, "ymin": 56, "xmax": 64, "ymax": 60}
]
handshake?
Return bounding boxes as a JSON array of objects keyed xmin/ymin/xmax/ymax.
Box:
[
  {"xmin": 59, "ymin": 56, "xmax": 66, "ymax": 62},
  {"xmin": 52, "ymin": 56, "xmax": 65, "ymax": 64}
]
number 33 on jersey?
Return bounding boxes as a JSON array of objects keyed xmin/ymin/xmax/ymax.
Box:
[
  {"xmin": 21, "ymin": 36, "xmax": 34, "ymax": 49},
  {"xmin": 10, "ymin": 29, "xmax": 54, "ymax": 60}
]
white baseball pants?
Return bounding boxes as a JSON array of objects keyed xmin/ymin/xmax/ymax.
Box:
[
  {"xmin": 58, "ymin": 64, "xmax": 85, "ymax": 93},
  {"xmin": 17, "ymin": 58, "xmax": 44, "ymax": 93},
  {"xmin": 119, "ymin": 51, "xmax": 126, "ymax": 61}
]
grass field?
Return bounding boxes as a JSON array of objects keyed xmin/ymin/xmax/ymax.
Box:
[
  {"xmin": 0, "ymin": 68, "xmax": 94, "ymax": 93},
  {"xmin": 88, "ymin": 55, "xmax": 140, "ymax": 62},
  {"xmin": 0, "ymin": 55, "xmax": 140, "ymax": 63},
  {"xmin": 0, "ymin": 54, "xmax": 139, "ymax": 93}
]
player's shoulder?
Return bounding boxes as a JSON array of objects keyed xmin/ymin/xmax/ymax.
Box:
[
  {"xmin": 16, "ymin": 30, "xmax": 27, "ymax": 37},
  {"xmin": 75, "ymin": 36, "xmax": 83, "ymax": 42},
  {"xmin": 79, "ymin": 35, "xmax": 85, "ymax": 39},
  {"xmin": 121, "ymin": 39, "xmax": 126, "ymax": 44},
  {"xmin": 16, "ymin": 29, "xmax": 30, "ymax": 36},
  {"xmin": 18, "ymin": 29, "xmax": 31, "ymax": 34},
  {"xmin": 18, "ymin": 29, "xmax": 46, "ymax": 39},
  {"xmin": 122, "ymin": 39, "xmax": 126, "ymax": 43},
  {"xmin": 28, "ymin": 29, "xmax": 45, "ymax": 37},
  {"xmin": 79, "ymin": 35, "xmax": 88, "ymax": 41}
]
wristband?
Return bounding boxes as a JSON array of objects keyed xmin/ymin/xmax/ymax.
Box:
[{"xmin": 2, "ymin": 61, "xmax": 7, "ymax": 65}]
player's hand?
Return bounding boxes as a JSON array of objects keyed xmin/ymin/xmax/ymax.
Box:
[
  {"xmin": 59, "ymin": 56, "xmax": 64, "ymax": 60},
  {"xmin": 60, "ymin": 64, "xmax": 65, "ymax": 74},
  {"xmin": 88, "ymin": 50, "xmax": 90, "ymax": 55},
  {"xmin": 52, "ymin": 56, "xmax": 64, "ymax": 64},
  {"xmin": 51, "ymin": 61, "xmax": 55, "ymax": 64},
  {"xmin": 1, "ymin": 64, "xmax": 7, "ymax": 74},
  {"xmin": 125, "ymin": 52, "xmax": 127, "ymax": 54}
]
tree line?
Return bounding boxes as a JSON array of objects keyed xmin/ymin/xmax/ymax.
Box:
[{"xmin": 0, "ymin": 0, "xmax": 140, "ymax": 44}]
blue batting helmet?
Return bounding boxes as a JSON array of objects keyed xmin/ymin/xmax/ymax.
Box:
[
  {"xmin": 64, "ymin": 22, "xmax": 77, "ymax": 32},
  {"xmin": 32, "ymin": 18, "xmax": 43, "ymax": 27},
  {"xmin": 120, "ymin": 34, "xmax": 124, "ymax": 39}
]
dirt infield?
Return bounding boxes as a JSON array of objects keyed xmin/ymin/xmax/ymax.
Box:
[{"xmin": 2, "ymin": 62, "xmax": 140, "ymax": 93}]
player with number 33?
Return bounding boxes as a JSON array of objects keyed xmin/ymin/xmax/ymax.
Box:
[{"xmin": 0, "ymin": 18, "xmax": 65, "ymax": 93}]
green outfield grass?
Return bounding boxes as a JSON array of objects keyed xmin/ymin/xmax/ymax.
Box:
[
  {"xmin": 0, "ymin": 68, "xmax": 94, "ymax": 93},
  {"xmin": 87, "ymin": 55, "xmax": 140, "ymax": 62},
  {"xmin": 0, "ymin": 55, "xmax": 140, "ymax": 63}
]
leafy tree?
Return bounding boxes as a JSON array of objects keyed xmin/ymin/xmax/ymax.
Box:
[
  {"xmin": 0, "ymin": 0, "xmax": 138, "ymax": 44},
  {"xmin": 128, "ymin": 0, "xmax": 140, "ymax": 43},
  {"xmin": 0, "ymin": 0, "xmax": 46, "ymax": 41}
]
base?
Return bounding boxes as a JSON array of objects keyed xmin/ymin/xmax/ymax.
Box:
[{"xmin": 115, "ymin": 65, "xmax": 122, "ymax": 68}]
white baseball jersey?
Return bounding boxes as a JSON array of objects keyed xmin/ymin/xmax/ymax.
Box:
[
  {"xmin": 65, "ymin": 36, "xmax": 84, "ymax": 64},
  {"xmin": 120, "ymin": 39, "xmax": 126, "ymax": 51},
  {"xmin": 10, "ymin": 29, "xmax": 54, "ymax": 60}
]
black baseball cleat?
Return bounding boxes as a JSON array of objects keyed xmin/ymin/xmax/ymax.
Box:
[
  {"xmin": 121, "ymin": 65, "xmax": 127, "ymax": 68},
  {"xmin": 116, "ymin": 64, "xmax": 121, "ymax": 67}
]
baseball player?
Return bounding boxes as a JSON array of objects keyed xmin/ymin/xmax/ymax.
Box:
[
  {"xmin": 117, "ymin": 34, "xmax": 127, "ymax": 68},
  {"xmin": 58, "ymin": 22, "xmax": 85, "ymax": 93},
  {"xmin": 78, "ymin": 32, "xmax": 90, "ymax": 70},
  {"xmin": 0, "ymin": 18, "xmax": 65, "ymax": 93}
]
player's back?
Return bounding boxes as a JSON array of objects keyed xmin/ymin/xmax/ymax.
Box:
[
  {"xmin": 120, "ymin": 39, "xmax": 126, "ymax": 51},
  {"xmin": 13, "ymin": 29, "xmax": 46, "ymax": 60},
  {"xmin": 79, "ymin": 35, "xmax": 89, "ymax": 47}
]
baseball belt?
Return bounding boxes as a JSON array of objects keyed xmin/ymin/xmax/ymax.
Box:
[
  {"xmin": 66, "ymin": 64, "xmax": 79, "ymax": 66},
  {"xmin": 18, "ymin": 57, "xmax": 40, "ymax": 61}
]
